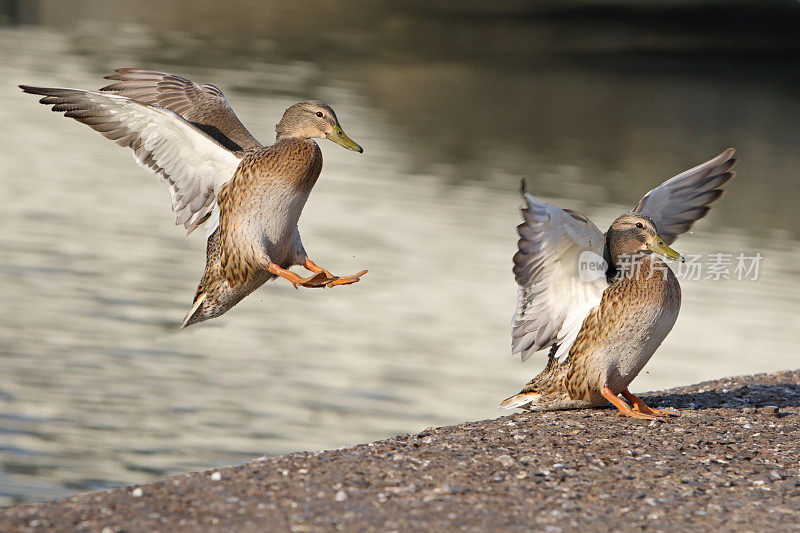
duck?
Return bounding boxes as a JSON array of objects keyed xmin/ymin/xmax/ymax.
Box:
[
  {"xmin": 500, "ymin": 149, "xmax": 736, "ymax": 419},
  {"xmin": 20, "ymin": 68, "xmax": 367, "ymax": 328}
]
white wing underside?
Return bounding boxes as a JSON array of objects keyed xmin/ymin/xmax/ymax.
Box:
[
  {"xmin": 511, "ymin": 195, "xmax": 609, "ymax": 363},
  {"xmin": 22, "ymin": 86, "xmax": 243, "ymax": 237}
]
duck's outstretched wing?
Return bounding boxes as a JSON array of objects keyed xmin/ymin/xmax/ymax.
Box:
[
  {"xmin": 633, "ymin": 148, "xmax": 736, "ymax": 245},
  {"xmin": 20, "ymin": 85, "xmax": 243, "ymax": 236},
  {"xmin": 512, "ymin": 187, "xmax": 609, "ymax": 363},
  {"xmin": 101, "ymin": 68, "xmax": 262, "ymax": 152}
]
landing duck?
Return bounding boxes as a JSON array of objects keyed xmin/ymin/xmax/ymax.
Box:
[{"xmin": 21, "ymin": 69, "xmax": 366, "ymax": 327}]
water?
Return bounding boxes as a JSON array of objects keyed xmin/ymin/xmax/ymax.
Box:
[{"xmin": 2, "ymin": 2, "xmax": 800, "ymax": 505}]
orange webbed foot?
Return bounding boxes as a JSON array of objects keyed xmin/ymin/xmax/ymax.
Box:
[
  {"xmin": 622, "ymin": 389, "xmax": 680, "ymax": 418},
  {"xmin": 268, "ymin": 261, "xmax": 367, "ymax": 289},
  {"xmin": 325, "ymin": 269, "xmax": 368, "ymax": 287},
  {"xmin": 601, "ymin": 387, "xmax": 669, "ymax": 421},
  {"xmin": 303, "ymin": 259, "xmax": 367, "ymax": 288},
  {"xmin": 268, "ymin": 263, "xmax": 330, "ymax": 289},
  {"xmin": 296, "ymin": 270, "xmax": 334, "ymax": 288},
  {"xmin": 617, "ymin": 409, "xmax": 661, "ymax": 421}
]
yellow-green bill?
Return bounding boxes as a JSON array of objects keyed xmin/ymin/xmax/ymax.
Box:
[
  {"xmin": 327, "ymin": 126, "xmax": 363, "ymax": 153},
  {"xmin": 649, "ymin": 235, "xmax": 685, "ymax": 262}
]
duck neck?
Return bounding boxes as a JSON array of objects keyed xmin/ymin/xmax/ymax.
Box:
[
  {"xmin": 276, "ymin": 130, "xmax": 302, "ymax": 142},
  {"xmin": 615, "ymin": 252, "xmax": 669, "ymax": 284},
  {"xmin": 605, "ymin": 240, "xmax": 654, "ymax": 282},
  {"xmin": 275, "ymin": 120, "xmax": 323, "ymax": 143}
]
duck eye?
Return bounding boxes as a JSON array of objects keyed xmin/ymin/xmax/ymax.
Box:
[
  {"xmin": 316, "ymin": 111, "xmax": 324, "ymax": 117},
  {"xmin": 635, "ymin": 222, "xmax": 644, "ymax": 229}
]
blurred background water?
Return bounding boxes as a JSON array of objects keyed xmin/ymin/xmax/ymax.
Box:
[{"xmin": 2, "ymin": 0, "xmax": 800, "ymax": 506}]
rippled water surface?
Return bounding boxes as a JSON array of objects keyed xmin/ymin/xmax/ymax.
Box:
[{"xmin": 2, "ymin": 2, "xmax": 800, "ymax": 505}]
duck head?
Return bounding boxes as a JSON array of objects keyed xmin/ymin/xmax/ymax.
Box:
[
  {"xmin": 605, "ymin": 213, "xmax": 685, "ymax": 267},
  {"xmin": 275, "ymin": 101, "xmax": 363, "ymax": 153}
]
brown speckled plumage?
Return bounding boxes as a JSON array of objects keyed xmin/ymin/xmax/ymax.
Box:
[
  {"xmin": 218, "ymin": 140, "xmax": 321, "ymax": 285},
  {"xmin": 185, "ymin": 139, "xmax": 324, "ymax": 324}
]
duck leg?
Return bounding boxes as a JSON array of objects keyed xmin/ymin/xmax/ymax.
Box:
[
  {"xmin": 621, "ymin": 389, "xmax": 680, "ymax": 418},
  {"xmin": 303, "ymin": 259, "xmax": 367, "ymax": 288},
  {"xmin": 600, "ymin": 387, "xmax": 661, "ymax": 420},
  {"xmin": 267, "ymin": 263, "xmax": 332, "ymax": 289}
]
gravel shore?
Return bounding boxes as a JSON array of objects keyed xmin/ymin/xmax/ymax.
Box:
[{"xmin": 2, "ymin": 370, "xmax": 799, "ymax": 532}]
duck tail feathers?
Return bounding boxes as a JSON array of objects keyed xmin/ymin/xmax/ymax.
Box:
[
  {"xmin": 499, "ymin": 391, "xmax": 539, "ymax": 410},
  {"xmin": 181, "ymin": 292, "xmax": 208, "ymax": 329}
]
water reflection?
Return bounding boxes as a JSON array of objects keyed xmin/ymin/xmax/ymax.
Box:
[{"xmin": 2, "ymin": 2, "xmax": 800, "ymax": 506}]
